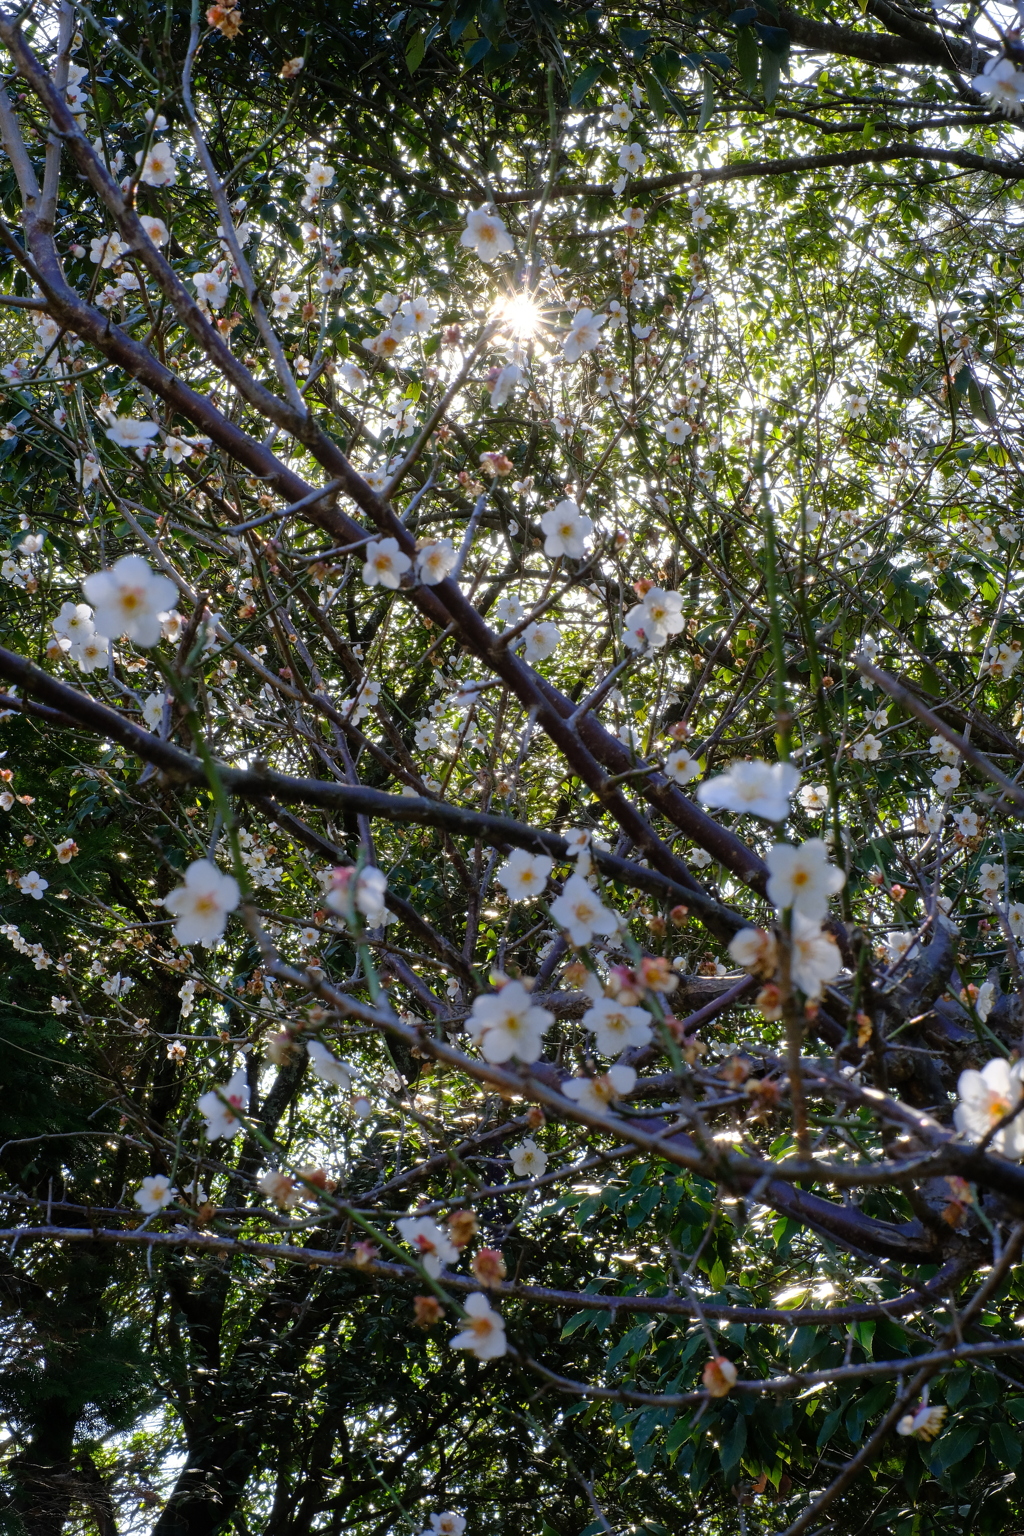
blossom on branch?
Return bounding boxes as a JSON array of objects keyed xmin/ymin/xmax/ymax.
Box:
[
  {"xmin": 162, "ymin": 859, "xmax": 241, "ymax": 947},
  {"xmin": 450, "ymin": 1293, "xmax": 507, "ymax": 1359},
  {"xmin": 698, "ymin": 759, "xmax": 800, "ymax": 823}
]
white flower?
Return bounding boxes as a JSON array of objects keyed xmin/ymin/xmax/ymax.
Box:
[
  {"xmin": 51, "ymin": 996, "xmax": 69, "ymax": 1014},
  {"xmin": 134, "ymin": 1174, "xmax": 177, "ymax": 1212},
  {"xmin": 896, "ymin": 1404, "xmax": 948, "ymax": 1442},
  {"xmin": 460, "ymin": 204, "xmax": 514, "ymax": 264},
  {"xmin": 496, "ymin": 849, "xmax": 553, "ymax": 901},
  {"xmin": 852, "ymin": 733, "xmax": 882, "ymax": 762},
  {"xmin": 306, "ymin": 1038, "xmax": 352, "ymax": 1091},
  {"xmin": 976, "ymin": 981, "xmax": 996, "ymax": 1023},
  {"xmin": 790, "ymin": 914, "xmax": 842, "ymax": 1000},
  {"xmin": 799, "ymin": 783, "xmax": 829, "ymax": 813},
  {"xmin": 583, "ymin": 995, "xmax": 651, "ymax": 1055},
  {"xmin": 617, "ymin": 142, "xmax": 646, "ymax": 174},
  {"xmin": 194, "ymin": 271, "xmax": 228, "ymax": 309},
  {"xmin": 608, "ymin": 101, "xmax": 633, "ymax": 128},
  {"xmin": 197, "ymin": 1066, "xmax": 250, "ymax": 1140},
  {"xmin": 397, "ymin": 1214, "xmax": 459, "ymax": 1276},
  {"xmin": 766, "ymin": 839, "xmax": 846, "ymax": 919},
  {"xmin": 76, "ymin": 454, "xmax": 101, "ymax": 488},
  {"xmin": 428, "ymin": 1515, "xmax": 465, "ymax": 1536},
  {"xmin": 138, "ymin": 142, "xmax": 177, "ymax": 186},
  {"xmin": 1008, "ymin": 902, "xmax": 1024, "ymax": 939},
  {"xmin": 400, "ymin": 295, "xmax": 437, "ymax": 333},
  {"xmin": 89, "ymin": 232, "xmax": 126, "ymax": 267},
  {"xmin": 339, "ymin": 360, "xmax": 368, "ymax": 392},
  {"xmin": 490, "ymin": 362, "xmax": 521, "ymax": 408},
  {"xmin": 952, "ymin": 808, "xmax": 978, "ymax": 838},
  {"xmin": 664, "ymin": 417, "xmax": 692, "ymax": 444},
  {"xmin": 664, "ymin": 747, "xmax": 700, "ymax": 785},
  {"xmin": 698, "ymin": 760, "xmax": 801, "ymax": 823},
  {"xmin": 362, "ymin": 538, "xmax": 412, "ymax": 589},
  {"xmin": 510, "ymin": 1138, "xmax": 548, "ymax": 1178},
  {"xmin": 973, "ymin": 55, "xmax": 1024, "ymax": 116},
  {"xmin": 416, "ymin": 540, "xmax": 456, "ymax": 585},
  {"xmin": 100, "ymin": 971, "xmax": 134, "ymax": 998},
  {"xmin": 355, "ymin": 866, "xmax": 387, "ymax": 926},
  {"xmin": 467, "ymin": 979, "xmax": 553, "ymax": 1064},
  {"xmin": 271, "ymin": 282, "xmax": 299, "ymax": 317},
  {"xmin": 52, "ymin": 602, "xmax": 94, "ymax": 642},
  {"xmin": 103, "ymin": 416, "xmax": 161, "ymax": 455},
  {"xmin": 163, "ymin": 436, "xmax": 193, "ymax": 464},
  {"xmin": 979, "ymin": 861, "xmax": 1003, "ymax": 896},
  {"xmin": 450, "ymin": 1292, "xmax": 507, "ymax": 1359},
  {"xmin": 728, "ymin": 926, "xmax": 778, "ymax": 976},
  {"xmin": 932, "ymin": 765, "xmax": 961, "ymax": 793},
  {"xmin": 494, "ymin": 594, "xmax": 523, "ymax": 626},
  {"xmin": 846, "ymin": 394, "xmax": 869, "ymax": 418},
  {"xmin": 691, "ymin": 207, "xmax": 713, "ymax": 230},
  {"xmin": 142, "ymin": 692, "xmax": 165, "ymax": 730},
  {"xmin": 83, "ymin": 555, "xmax": 177, "ymax": 647},
  {"xmin": 563, "ymin": 1063, "xmax": 637, "ymax": 1115},
  {"xmin": 72, "ymin": 632, "xmax": 109, "ymax": 673},
  {"xmin": 162, "ymin": 859, "xmax": 241, "ymax": 947},
  {"xmin": 639, "ymin": 587, "xmax": 684, "ymax": 643},
  {"xmin": 55, "ymin": 839, "xmax": 78, "ymax": 864},
  {"xmin": 562, "ymin": 307, "xmax": 606, "ymax": 363},
  {"xmin": 955, "ymin": 1057, "xmax": 1024, "ymax": 1156},
  {"xmin": 623, "ymin": 206, "xmax": 645, "ymax": 230},
  {"xmin": 140, "ymin": 215, "xmax": 169, "ymax": 246},
  {"xmin": 550, "ymin": 874, "xmax": 619, "ymax": 947},
  {"xmin": 18, "ymin": 871, "xmax": 48, "ymax": 900},
  {"xmin": 306, "ymin": 160, "xmax": 335, "ymax": 191},
  {"xmin": 522, "ymin": 620, "xmax": 561, "ymax": 663},
  {"xmin": 540, "ymin": 498, "xmax": 592, "ymax": 559}
]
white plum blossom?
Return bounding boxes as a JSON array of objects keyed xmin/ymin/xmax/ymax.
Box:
[
  {"xmin": 142, "ymin": 692, "xmax": 165, "ymax": 730},
  {"xmin": 427, "ymin": 1515, "xmax": 465, "ymax": 1536},
  {"xmin": 306, "ymin": 1039, "xmax": 352, "ymax": 1091},
  {"xmin": 450, "ymin": 1292, "xmax": 507, "ymax": 1359},
  {"xmin": 608, "ymin": 101, "xmax": 634, "ymax": 128},
  {"xmin": 973, "ymin": 55, "xmax": 1024, "ymax": 116},
  {"xmin": 496, "ymin": 849, "xmax": 553, "ymax": 900},
  {"xmin": 140, "ymin": 215, "xmax": 169, "ymax": 246},
  {"xmin": 790, "ymin": 914, "xmax": 842, "ymax": 999},
  {"xmin": 540, "ymin": 499, "xmax": 592, "ymax": 559},
  {"xmin": 83, "ymin": 555, "xmax": 176, "ymax": 647},
  {"xmin": 665, "ymin": 747, "xmax": 700, "ymax": 785},
  {"xmin": 765, "ymin": 839, "xmax": 846, "ymax": 919},
  {"xmin": 522, "ymin": 620, "xmax": 561, "ymax": 663},
  {"xmin": 138, "ymin": 142, "xmax": 177, "ymax": 186},
  {"xmin": 460, "ymin": 205, "xmax": 514, "ymax": 263},
  {"xmin": 271, "ymin": 283, "xmax": 299, "ymax": 317},
  {"xmin": 932, "ymin": 765, "xmax": 961, "ymax": 794},
  {"xmin": 76, "ymin": 454, "xmax": 101, "ymax": 489},
  {"xmin": 416, "ymin": 540, "xmax": 456, "ymax": 585},
  {"xmin": 198, "ymin": 1066, "xmax": 250, "ymax": 1140},
  {"xmin": 799, "ymin": 783, "xmax": 829, "ymax": 813},
  {"xmin": 194, "ymin": 271, "xmax": 228, "ymax": 309},
  {"xmin": 698, "ymin": 760, "xmax": 800, "ymax": 823},
  {"xmin": 955, "ymin": 1057, "xmax": 1024, "ymax": 1157},
  {"xmin": 550, "ymin": 874, "xmax": 619, "ymax": 947},
  {"xmin": 53, "ymin": 602, "xmax": 94, "ymax": 644},
  {"xmin": 306, "ymin": 160, "xmax": 335, "ymax": 192},
  {"xmin": 18, "ymin": 871, "xmax": 48, "ymax": 900},
  {"xmin": 583, "ymin": 995, "xmax": 652, "ymax": 1055},
  {"xmin": 89, "ymin": 232, "xmax": 126, "ymax": 267},
  {"xmin": 162, "ymin": 859, "xmax": 241, "ymax": 946},
  {"xmin": 362, "ymin": 538, "xmax": 412, "ymax": 589},
  {"xmin": 397, "ymin": 1214, "xmax": 459, "ymax": 1276},
  {"xmin": 73, "ymin": 632, "xmax": 109, "ymax": 673},
  {"xmin": 617, "ymin": 142, "xmax": 646, "ymax": 174},
  {"xmin": 563, "ymin": 1064, "xmax": 637, "ymax": 1115},
  {"xmin": 467, "ymin": 979, "xmax": 553, "ymax": 1064},
  {"xmin": 563, "ymin": 308, "xmax": 606, "ymax": 363},
  {"xmin": 510, "ymin": 1138, "xmax": 548, "ymax": 1178},
  {"xmin": 664, "ymin": 417, "xmax": 692, "ymax": 445},
  {"xmin": 103, "ymin": 416, "xmax": 161, "ymax": 456},
  {"xmin": 490, "ymin": 362, "xmax": 521, "ymax": 408},
  {"xmin": 134, "ymin": 1174, "xmax": 177, "ymax": 1212},
  {"xmin": 400, "ymin": 295, "xmax": 437, "ymax": 333}
]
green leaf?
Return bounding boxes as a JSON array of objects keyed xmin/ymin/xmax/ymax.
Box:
[
  {"xmin": 719, "ymin": 1412, "xmax": 747, "ymax": 1480},
  {"xmin": 620, "ymin": 25, "xmax": 652, "ymax": 59},
  {"xmin": 569, "ymin": 62, "xmax": 604, "ymax": 106},
  {"xmin": 735, "ymin": 25, "xmax": 759, "ymax": 94},
  {"xmin": 929, "ymin": 1423, "xmax": 980, "ymax": 1475},
  {"xmin": 697, "ymin": 71, "xmax": 715, "ymax": 132},
  {"xmin": 760, "ymin": 42, "xmax": 782, "ymax": 103},
  {"xmin": 405, "ymin": 29, "xmax": 425, "ymax": 72},
  {"xmin": 993, "ymin": 1420, "xmax": 1023, "ymax": 1466},
  {"xmin": 896, "ymin": 322, "xmax": 920, "ymax": 356}
]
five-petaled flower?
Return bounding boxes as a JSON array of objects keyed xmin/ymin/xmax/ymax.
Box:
[{"xmin": 162, "ymin": 859, "xmax": 241, "ymax": 947}]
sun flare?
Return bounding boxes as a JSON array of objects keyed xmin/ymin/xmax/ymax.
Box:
[{"xmin": 494, "ymin": 291, "xmax": 542, "ymax": 338}]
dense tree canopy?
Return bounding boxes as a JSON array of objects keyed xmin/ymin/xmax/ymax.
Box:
[{"xmin": 1, "ymin": 3, "xmax": 1024, "ymax": 1535}]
